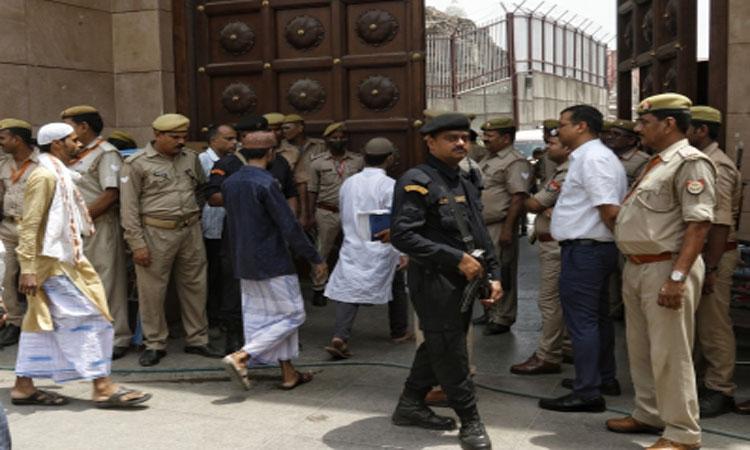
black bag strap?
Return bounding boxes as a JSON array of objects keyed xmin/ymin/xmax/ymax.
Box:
[{"xmin": 416, "ymin": 165, "xmax": 476, "ymax": 252}]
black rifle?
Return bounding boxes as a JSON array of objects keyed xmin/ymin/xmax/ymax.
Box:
[{"xmin": 417, "ymin": 166, "xmax": 492, "ymax": 313}]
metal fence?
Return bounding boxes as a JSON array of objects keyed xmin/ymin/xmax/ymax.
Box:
[{"xmin": 427, "ymin": 11, "xmax": 609, "ymax": 101}]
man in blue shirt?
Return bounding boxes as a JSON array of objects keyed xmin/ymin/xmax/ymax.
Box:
[{"xmin": 220, "ymin": 131, "xmax": 327, "ymax": 390}]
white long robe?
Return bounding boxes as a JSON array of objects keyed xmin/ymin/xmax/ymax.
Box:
[{"xmin": 324, "ymin": 168, "xmax": 401, "ymax": 305}]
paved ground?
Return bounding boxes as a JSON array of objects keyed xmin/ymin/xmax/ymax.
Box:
[{"xmin": 1, "ymin": 240, "xmax": 749, "ymax": 449}]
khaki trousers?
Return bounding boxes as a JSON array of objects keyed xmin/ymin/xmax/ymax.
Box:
[
  {"xmin": 695, "ymin": 249, "xmax": 738, "ymax": 396},
  {"xmin": 1, "ymin": 239, "xmax": 23, "ymax": 327},
  {"xmin": 136, "ymin": 222, "xmax": 208, "ymax": 351},
  {"xmin": 83, "ymin": 211, "xmax": 131, "ymax": 347},
  {"xmin": 535, "ymin": 240, "xmax": 567, "ymax": 364},
  {"xmin": 313, "ymin": 208, "xmax": 341, "ymax": 290},
  {"xmin": 623, "ymin": 258, "xmax": 702, "ymax": 445},
  {"xmin": 485, "ymin": 222, "xmax": 518, "ymax": 326}
]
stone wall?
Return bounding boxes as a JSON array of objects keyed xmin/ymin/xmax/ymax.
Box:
[{"xmin": 0, "ymin": 0, "xmax": 174, "ymax": 147}]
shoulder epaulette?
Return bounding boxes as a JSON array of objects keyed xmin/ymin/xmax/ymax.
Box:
[{"xmin": 124, "ymin": 149, "xmax": 146, "ymax": 163}]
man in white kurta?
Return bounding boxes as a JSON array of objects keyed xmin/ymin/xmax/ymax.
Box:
[{"xmin": 324, "ymin": 138, "xmax": 403, "ymax": 359}]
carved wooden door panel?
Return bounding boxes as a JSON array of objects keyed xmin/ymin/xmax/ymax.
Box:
[
  {"xmin": 616, "ymin": 0, "xmax": 697, "ymax": 118},
  {"xmin": 187, "ymin": 0, "xmax": 426, "ymax": 171}
]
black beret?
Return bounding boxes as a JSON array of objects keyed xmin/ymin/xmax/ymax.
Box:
[
  {"xmin": 419, "ymin": 113, "xmax": 471, "ymax": 135},
  {"xmin": 235, "ymin": 115, "xmax": 268, "ymax": 132}
]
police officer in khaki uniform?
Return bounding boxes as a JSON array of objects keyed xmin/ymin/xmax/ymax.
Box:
[
  {"xmin": 608, "ymin": 94, "xmax": 715, "ymax": 450},
  {"xmin": 510, "ymin": 128, "xmax": 571, "ymax": 375},
  {"xmin": 603, "ymin": 119, "xmax": 650, "ymax": 186},
  {"xmin": 308, "ymin": 122, "xmax": 364, "ymax": 305},
  {"xmin": 61, "ymin": 105, "xmax": 131, "ymax": 359},
  {"xmin": 474, "ymin": 117, "xmax": 531, "ymax": 335},
  {"xmin": 0, "ymin": 119, "xmax": 39, "ymax": 346},
  {"xmin": 687, "ymin": 106, "xmax": 742, "ymax": 418},
  {"xmin": 539, "ymin": 119, "xmax": 560, "ymax": 183},
  {"xmin": 279, "ymin": 114, "xmax": 326, "ymax": 227},
  {"xmin": 120, "ymin": 114, "xmax": 219, "ymax": 366},
  {"xmin": 602, "ymin": 119, "xmax": 652, "ymax": 319}
]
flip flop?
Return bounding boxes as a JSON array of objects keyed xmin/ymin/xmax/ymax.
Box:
[
  {"xmin": 11, "ymin": 389, "xmax": 69, "ymax": 406},
  {"xmin": 278, "ymin": 371, "xmax": 313, "ymax": 390},
  {"xmin": 94, "ymin": 386, "xmax": 151, "ymax": 409},
  {"xmin": 222, "ymin": 355, "xmax": 251, "ymax": 390}
]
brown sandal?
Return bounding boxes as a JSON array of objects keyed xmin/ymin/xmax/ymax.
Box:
[
  {"xmin": 279, "ymin": 371, "xmax": 313, "ymax": 390},
  {"xmin": 11, "ymin": 389, "xmax": 69, "ymax": 406},
  {"xmin": 222, "ymin": 355, "xmax": 251, "ymax": 390}
]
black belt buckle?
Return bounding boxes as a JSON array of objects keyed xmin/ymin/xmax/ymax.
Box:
[{"xmin": 561, "ymin": 238, "xmax": 601, "ymax": 247}]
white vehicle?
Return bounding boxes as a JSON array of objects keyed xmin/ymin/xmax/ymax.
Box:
[{"xmin": 515, "ymin": 129, "xmax": 545, "ymax": 158}]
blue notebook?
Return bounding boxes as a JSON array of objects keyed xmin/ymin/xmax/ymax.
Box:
[{"xmin": 369, "ymin": 213, "xmax": 391, "ymax": 241}]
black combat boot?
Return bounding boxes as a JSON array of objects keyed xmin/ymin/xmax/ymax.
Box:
[
  {"xmin": 457, "ymin": 408, "xmax": 492, "ymax": 450},
  {"xmin": 391, "ymin": 395, "xmax": 456, "ymax": 430}
]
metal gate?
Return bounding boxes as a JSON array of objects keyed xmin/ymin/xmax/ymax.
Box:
[{"xmin": 174, "ymin": 0, "xmax": 426, "ymax": 170}]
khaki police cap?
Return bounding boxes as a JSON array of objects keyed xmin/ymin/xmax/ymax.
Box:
[
  {"xmin": 152, "ymin": 113, "xmax": 190, "ymax": 132},
  {"xmin": 608, "ymin": 119, "xmax": 637, "ymax": 133},
  {"xmin": 481, "ymin": 116, "xmax": 515, "ymax": 131},
  {"xmin": 60, "ymin": 105, "xmax": 99, "ymax": 118},
  {"xmin": 323, "ymin": 122, "xmax": 345, "ymax": 137},
  {"xmin": 109, "ymin": 130, "xmax": 136, "ymax": 145},
  {"xmin": 0, "ymin": 118, "xmax": 32, "ymax": 131},
  {"xmin": 637, "ymin": 93, "xmax": 692, "ymax": 115},
  {"xmin": 263, "ymin": 112, "xmax": 285, "ymax": 126},
  {"xmin": 690, "ymin": 106, "xmax": 722, "ymax": 124},
  {"xmin": 282, "ymin": 114, "xmax": 304, "ymax": 124},
  {"xmin": 542, "ymin": 119, "xmax": 559, "ymax": 130},
  {"xmin": 364, "ymin": 137, "xmax": 395, "ymax": 155}
]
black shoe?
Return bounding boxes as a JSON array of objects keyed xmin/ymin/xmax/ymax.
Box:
[
  {"xmin": 139, "ymin": 349, "xmax": 166, "ymax": 367},
  {"xmin": 472, "ymin": 314, "xmax": 489, "ymax": 326},
  {"xmin": 482, "ymin": 322, "xmax": 510, "ymax": 336},
  {"xmin": 312, "ymin": 291, "xmax": 328, "ymax": 307},
  {"xmin": 459, "ymin": 419, "xmax": 492, "ymax": 450},
  {"xmin": 538, "ymin": 392, "xmax": 606, "ymax": 413},
  {"xmin": 184, "ymin": 345, "xmax": 224, "ymax": 358},
  {"xmin": 0, "ymin": 324, "xmax": 20, "ymax": 346},
  {"xmin": 112, "ymin": 346, "xmax": 129, "ymax": 361},
  {"xmin": 391, "ymin": 396, "xmax": 457, "ymax": 430},
  {"xmin": 699, "ymin": 388, "xmax": 734, "ymax": 418},
  {"xmin": 561, "ymin": 378, "xmax": 621, "ymax": 396},
  {"xmin": 562, "ymin": 353, "xmax": 574, "ymax": 364}
]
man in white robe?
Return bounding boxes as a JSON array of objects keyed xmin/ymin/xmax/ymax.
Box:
[
  {"xmin": 10, "ymin": 123, "xmax": 150, "ymax": 408},
  {"xmin": 324, "ymin": 138, "xmax": 406, "ymax": 358}
]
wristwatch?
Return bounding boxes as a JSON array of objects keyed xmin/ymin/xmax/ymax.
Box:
[{"xmin": 669, "ymin": 270, "xmax": 687, "ymax": 283}]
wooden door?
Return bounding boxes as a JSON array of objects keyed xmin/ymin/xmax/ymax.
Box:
[
  {"xmin": 176, "ymin": 0, "xmax": 426, "ymax": 171},
  {"xmin": 616, "ymin": 0, "xmax": 697, "ymax": 118}
]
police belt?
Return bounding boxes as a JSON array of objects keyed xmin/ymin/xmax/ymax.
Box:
[
  {"xmin": 143, "ymin": 214, "xmax": 200, "ymax": 230},
  {"xmin": 316, "ymin": 202, "xmax": 339, "ymax": 213},
  {"xmin": 625, "ymin": 252, "xmax": 673, "ymax": 265},
  {"xmin": 537, "ymin": 232, "xmax": 555, "ymax": 242}
]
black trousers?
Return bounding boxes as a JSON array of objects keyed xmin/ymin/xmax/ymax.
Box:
[
  {"xmin": 204, "ymin": 238, "xmax": 224, "ymax": 325},
  {"xmin": 388, "ymin": 269, "xmax": 409, "ymax": 338},
  {"xmin": 219, "ymin": 236, "xmax": 242, "ymax": 326}
]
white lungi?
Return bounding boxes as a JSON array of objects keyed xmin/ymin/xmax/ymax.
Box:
[
  {"xmin": 15, "ymin": 275, "xmax": 113, "ymax": 383},
  {"xmin": 241, "ymin": 275, "xmax": 306, "ymax": 365}
]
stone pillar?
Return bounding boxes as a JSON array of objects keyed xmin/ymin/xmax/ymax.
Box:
[{"xmin": 112, "ymin": 0, "xmax": 175, "ymax": 147}]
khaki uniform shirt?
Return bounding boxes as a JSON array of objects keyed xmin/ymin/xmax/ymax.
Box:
[
  {"xmin": 119, "ymin": 143, "xmax": 206, "ymax": 251},
  {"xmin": 17, "ymin": 167, "xmax": 112, "ymax": 332},
  {"xmin": 0, "ymin": 149, "xmax": 40, "ymax": 243},
  {"xmin": 618, "ymin": 147, "xmax": 650, "ymax": 186},
  {"xmin": 281, "ymin": 138, "xmax": 327, "ymax": 185},
  {"xmin": 533, "ymin": 161, "xmax": 569, "ymax": 235},
  {"xmin": 69, "ymin": 138, "xmax": 122, "ymax": 206},
  {"xmin": 615, "ymin": 139, "xmax": 716, "ymax": 255},
  {"xmin": 479, "ymin": 145, "xmax": 531, "ymax": 224},
  {"xmin": 703, "ymin": 142, "xmax": 742, "ymax": 242},
  {"xmin": 308, "ymin": 150, "xmax": 364, "ymax": 205}
]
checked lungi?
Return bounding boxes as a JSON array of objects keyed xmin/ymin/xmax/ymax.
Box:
[{"xmin": 15, "ymin": 275, "xmax": 113, "ymax": 383}]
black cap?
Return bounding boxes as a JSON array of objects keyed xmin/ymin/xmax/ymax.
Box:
[
  {"xmin": 419, "ymin": 113, "xmax": 471, "ymax": 135},
  {"xmin": 235, "ymin": 115, "xmax": 268, "ymax": 132}
]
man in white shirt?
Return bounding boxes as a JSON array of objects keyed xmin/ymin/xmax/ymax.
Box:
[
  {"xmin": 323, "ymin": 138, "xmax": 406, "ymax": 358},
  {"xmin": 199, "ymin": 124, "xmax": 238, "ymax": 327},
  {"xmin": 539, "ymin": 105, "xmax": 627, "ymax": 413}
]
